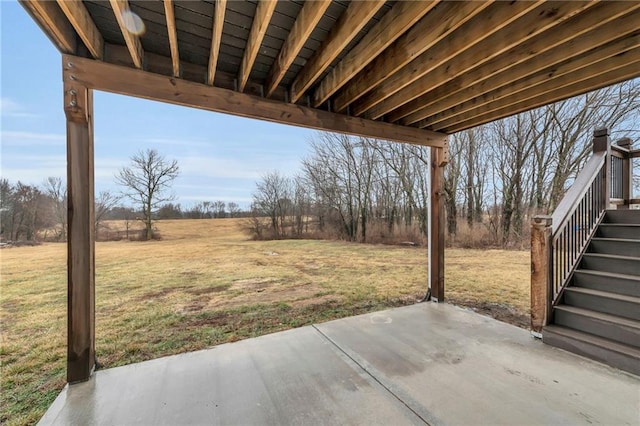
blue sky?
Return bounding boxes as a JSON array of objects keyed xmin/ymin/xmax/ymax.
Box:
[{"xmin": 0, "ymin": 1, "xmax": 315, "ymax": 208}]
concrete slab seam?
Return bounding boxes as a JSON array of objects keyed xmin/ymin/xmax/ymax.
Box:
[{"xmin": 311, "ymin": 324, "xmax": 437, "ymax": 425}]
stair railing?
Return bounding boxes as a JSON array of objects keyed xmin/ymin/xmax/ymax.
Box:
[{"xmin": 530, "ymin": 128, "xmax": 636, "ymax": 334}]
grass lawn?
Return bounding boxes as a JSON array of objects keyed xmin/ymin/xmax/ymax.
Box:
[{"xmin": 0, "ymin": 218, "xmax": 529, "ymax": 425}]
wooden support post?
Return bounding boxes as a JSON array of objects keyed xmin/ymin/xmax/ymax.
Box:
[
  {"xmin": 593, "ymin": 127, "xmax": 611, "ymax": 208},
  {"xmin": 64, "ymin": 67, "xmax": 95, "ymax": 383},
  {"xmin": 617, "ymin": 137, "xmax": 632, "ymax": 209},
  {"xmin": 531, "ymin": 215, "xmax": 552, "ymax": 335},
  {"xmin": 429, "ymin": 146, "xmax": 446, "ymax": 302}
]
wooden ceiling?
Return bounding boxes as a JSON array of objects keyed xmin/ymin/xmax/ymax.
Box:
[{"xmin": 20, "ymin": 0, "xmax": 640, "ymax": 142}]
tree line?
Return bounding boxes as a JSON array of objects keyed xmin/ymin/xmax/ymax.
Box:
[
  {"xmin": 249, "ymin": 80, "xmax": 640, "ymax": 248},
  {"xmin": 0, "ymin": 178, "xmax": 247, "ymax": 243},
  {"xmin": 1, "ymin": 155, "xmax": 243, "ymax": 244}
]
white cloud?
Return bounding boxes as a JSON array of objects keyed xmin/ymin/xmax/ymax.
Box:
[
  {"xmin": 0, "ymin": 153, "xmax": 66, "ymax": 183},
  {"xmin": 138, "ymin": 137, "xmax": 211, "ymax": 149},
  {"xmin": 1, "ymin": 98, "xmax": 39, "ymax": 118},
  {"xmin": 1, "ymin": 130, "xmax": 65, "ymax": 146},
  {"xmin": 176, "ymin": 155, "xmax": 264, "ymax": 180}
]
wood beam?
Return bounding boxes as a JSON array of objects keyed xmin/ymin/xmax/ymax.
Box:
[
  {"xmin": 423, "ymin": 32, "xmax": 640, "ymax": 129},
  {"xmin": 441, "ymin": 58, "xmax": 640, "ymax": 134},
  {"xmin": 238, "ymin": 0, "xmax": 277, "ymax": 92},
  {"xmin": 429, "ymin": 146, "xmax": 445, "ymax": 302},
  {"xmin": 207, "ymin": 0, "xmax": 227, "ymax": 85},
  {"xmin": 63, "ymin": 66, "xmax": 95, "ymax": 383},
  {"xmin": 356, "ymin": 0, "xmax": 547, "ymax": 118},
  {"xmin": 56, "ymin": 0, "xmax": 103, "ymax": 59},
  {"xmin": 397, "ymin": 2, "xmax": 640, "ymax": 125},
  {"xmin": 312, "ymin": 0, "xmax": 438, "ymax": 108},
  {"xmin": 163, "ymin": 0, "xmax": 180, "ymax": 77},
  {"xmin": 265, "ymin": 0, "xmax": 331, "ymax": 97},
  {"xmin": 289, "ymin": 1, "xmax": 384, "ymax": 104},
  {"xmin": 530, "ymin": 216, "xmax": 552, "ymax": 333},
  {"xmin": 62, "ymin": 54, "xmax": 447, "ymax": 147},
  {"xmin": 19, "ymin": 0, "xmax": 76, "ymax": 54},
  {"xmin": 332, "ymin": 1, "xmax": 492, "ymax": 113},
  {"xmin": 109, "ymin": 0, "xmax": 144, "ymax": 69}
]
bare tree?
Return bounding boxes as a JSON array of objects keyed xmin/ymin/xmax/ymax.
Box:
[
  {"xmin": 0, "ymin": 179, "xmax": 15, "ymax": 241},
  {"xmin": 252, "ymin": 171, "xmax": 292, "ymax": 238},
  {"xmin": 43, "ymin": 177, "xmax": 67, "ymax": 240},
  {"xmin": 227, "ymin": 202, "xmax": 241, "ymax": 218},
  {"xmin": 95, "ymin": 190, "xmax": 122, "ymax": 235},
  {"xmin": 212, "ymin": 200, "xmax": 226, "ymax": 218},
  {"xmin": 116, "ymin": 149, "xmax": 180, "ymax": 240},
  {"xmin": 443, "ymin": 133, "xmax": 463, "ymax": 237}
]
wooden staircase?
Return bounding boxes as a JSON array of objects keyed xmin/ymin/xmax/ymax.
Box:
[
  {"xmin": 531, "ymin": 128, "xmax": 640, "ymax": 377},
  {"xmin": 543, "ymin": 209, "xmax": 640, "ymax": 376}
]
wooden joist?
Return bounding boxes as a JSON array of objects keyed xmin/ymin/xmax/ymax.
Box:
[
  {"xmin": 332, "ymin": 1, "xmax": 491, "ymax": 113},
  {"xmin": 19, "ymin": 0, "xmax": 76, "ymax": 54},
  {"xmin": 207, "ymin": 0, "xmax": 226, "ymax": 85},
  {"xmin": 440, "ymin": 56, "xmax": 640, "ymax": 133},
  {"xmin": 401, "ymin": 3, "xmax": 640, "ymax": 126},
  {"xmin": 421, "ymin": 29, "xmax": 640, "ymax": 130},
  {"xmin": 56, "ymin": 0, "xmax": 103, "ymax": 59},
  {"xmin": 238, "ymin": 0, "xmax": 277, "ymax": 92},
  {"xmin": 311, "ymin": 0, "xmax": 438, "ymax": 108},
  {"xmin": 363, "ymin": 0, "xmax": 597, "ymax": 120},
  {"xmin": 289, "ymin": 0, "xmax": 384, "ymax": 104},
  {"xmin": 265, "ymin": 0, "xmax": 331, "ymax": 97},
  {"xmin": 62, "ymin": 54, "xmax": 447, "ymax": 147},
  {"xmin": 109, "ymin": 0, "xmax": 144, "ymax": 69},
  {"xmin": 162, "ymin": 0, "xmax": 180, "ymax": 77},
  {"xmin": 355, "ymin": 0, "xmax": 546, "ymax": 118}
]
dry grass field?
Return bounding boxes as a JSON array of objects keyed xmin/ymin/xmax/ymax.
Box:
[{"xmin": 0, "ymin": 218, "xmax": 529, "ymax": 425}]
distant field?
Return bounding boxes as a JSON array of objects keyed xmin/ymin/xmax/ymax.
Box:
[{"xmin": 0, "ymin": 218, "xmax": 529, "ymax": 425}]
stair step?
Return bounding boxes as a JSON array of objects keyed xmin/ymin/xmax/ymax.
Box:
[
  {"xmin": 589, "ymin": 238, "xmax": 640, "ymax": 257},
  {"xmin": 597, "ymin": 224, "xmax": 640, "ymax": 239},
  {"xmin": 543, "ymin": 325, "xmax": 640, "ymax": 376},
  {"xmin": 604, "ymin": 209, "xmax": 640, "ymax": 224},
  {"xmin": 563, "ymin": 287, "xmax": 640, "ymax": 320},
  {"xmin": 580, "ymin": 253, "xmax": 640, "ymax": 276},
  {"xmin": 573, "ymin": 270, "xmax": 640, "ymax": 297},
  {"xmin": 554, "ymin": 305, "xmax": 640, "ymax": 347}
]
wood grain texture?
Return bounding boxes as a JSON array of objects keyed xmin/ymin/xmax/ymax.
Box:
[
  {"xmin": 62, "ymin": 54, "xmax": 447, "ymax": 147},
  {"xmin": 312, "ymin": 0, "xmax": 438, "ymax": 107},
  {"xmin": 56, "ymin": 0, "xmax": 103, "ymax": 59},
  {"xmin": 19, "ymin": 0, "xmax": 76, "ymax": 53},
  {"xmin": 163, "ymin": 0, "xmax": 180, "ymax": 77},
  {"xmin": 265, "ymin": 0, "xmax": 331, "ymax": 97},
  {"xmin": 441, "ymin": 59, "xmax": 640, "ymax": 134},
  {"xmin": 332, "ymin": 1, "xmax": 492, "ymax": 113},
  {"xmin": 422, "ymin": 32, "xmax": 640, "ymax": 129},
  {"xmin": 429, "ymin": 146, "xmax": 445, "ymax": 302},
  {"xmin": 109, "ymin": 0, "xmax": 144, "ymax": 68},
  {"xmin": 397, "ymin": 1, "xmax": 640, "ymax": 125},
  {"xmin": 435, "ymin": 50, "xmax": 640, "ymax": 133},
  {"xmin": 355, "ymin": 0, "xmax": 544, "ymax": 118},
  {"xmin": 530, "ymin": 216, "xmax": 552, "ymax": 333},
  {"xmin": 289, "ymin": 0, "xmax": 384, "ymax": 103},
  {"xmin": 238, "ymin": 0, "xmax": 277, "ymax": 92},
  {"xmin": 207, "ymin": 0, "xmax": 227, "ymax": 85},
  {"xmin": 64, "ymin": 77, "xmax": 96, "ymax": 383}
]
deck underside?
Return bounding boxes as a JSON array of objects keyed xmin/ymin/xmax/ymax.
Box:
[{"xmin": 39, "ymin": 303, "xmax": 639, "ymax": 425}]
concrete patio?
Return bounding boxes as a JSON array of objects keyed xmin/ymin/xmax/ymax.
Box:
[{"xmin": 39, "ymin": 303, "xmax": 639, "ymax": 425}]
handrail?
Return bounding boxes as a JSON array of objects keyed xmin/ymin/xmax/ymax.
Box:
[
  {"xmin": 549, "ymin": 152, "xmax": 607, "ymax": 305},
  {"xmin": 550, "ymin": 152, "xmax": 606, "ymax": 235}
]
